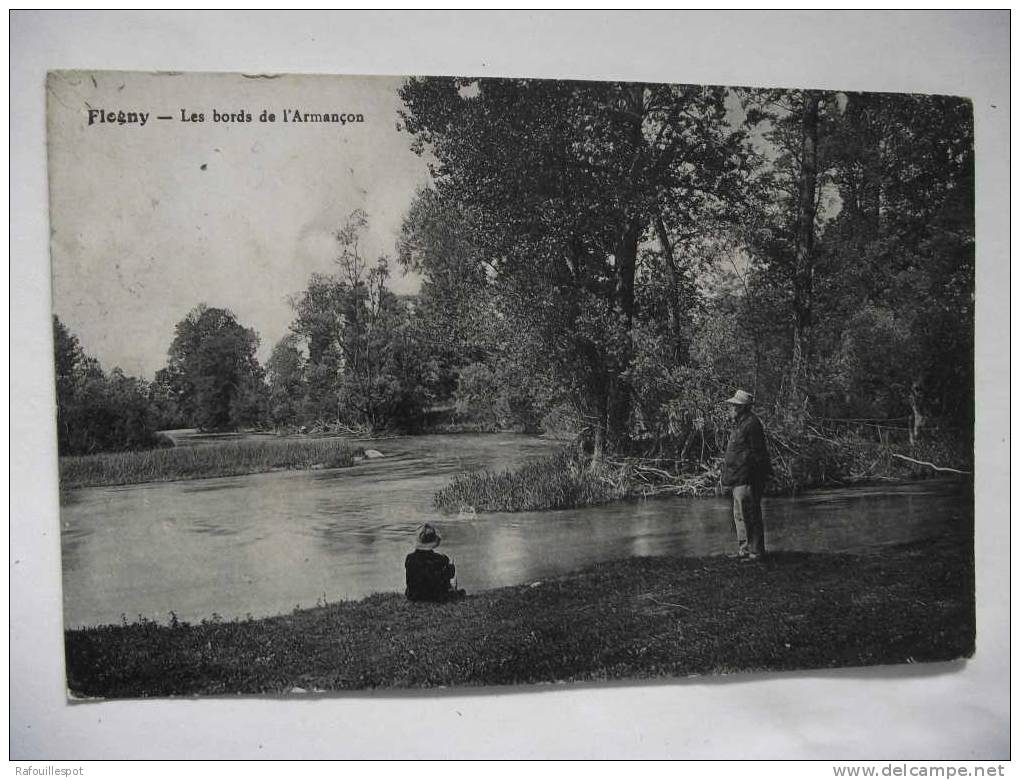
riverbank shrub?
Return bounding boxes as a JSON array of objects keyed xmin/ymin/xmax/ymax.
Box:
[
  {"xmin": 434, "ymin": 423, "xmax": 972, "ymax": 512},
  {"xmin": 764, "ymin": 423, "xmax": 971, "ymax": 494},
  {"xmin": 60, "ymin": 437, "xmax": 366, "ymax": 489},
  {"xmin": 433, "ymin": 448, "xmax": 628, "ymax": 513}
]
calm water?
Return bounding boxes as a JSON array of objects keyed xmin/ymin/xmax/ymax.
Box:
[{"xmin": 60, "ymin": 433, "xmax": 971, "ymax": 628}]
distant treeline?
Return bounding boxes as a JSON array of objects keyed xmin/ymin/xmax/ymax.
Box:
[
  {"xmin": 54, "ymin": 83, "xmax": 974, "ymax": 465},
  {"xmin": 54, "ymin": 317, "xmax": 169, "ymax": 456}
]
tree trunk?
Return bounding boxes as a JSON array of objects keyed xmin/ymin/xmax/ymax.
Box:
[
  {"xmin": 597, "ymin": 83, "xmax": 647, "ymax": 457},
  {"xmin": 588, "ymin": 395, "xmax": 608, "ymax": 469},
  {"xmin": 654, "ymin": 210, "xmax": 689, "ymax": 363},
  {"xmin": 605, "ymin": 217, "xmax": 643, "ymax": 455},
  {"xmin": 790, "ymin": 91, "xmax": 822, "ymax": 408},
  {"xmin": 909, "ymin": 378, "xmax": 925, "ymax": 445}
]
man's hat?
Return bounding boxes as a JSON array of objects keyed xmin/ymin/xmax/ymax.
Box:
[
  {"xmin": 724, "ymin": 389, "xmax": 754, "ymax": 406},
  {"xmin": 414, "ymin": 523, "xmax": 442, "ymax": 550}
]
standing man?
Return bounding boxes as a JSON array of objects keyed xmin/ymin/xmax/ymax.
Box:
[{"xmin": 720, "ymin": 389, "xmax": 773, "ymax": 560}]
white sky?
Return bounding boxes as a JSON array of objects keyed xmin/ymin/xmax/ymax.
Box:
[{"xmin": 47, "ymin": 70, "xmax": 433, "ymax": 378}]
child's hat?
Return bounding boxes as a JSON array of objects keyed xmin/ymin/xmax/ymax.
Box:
[{"xmin": 414, "ymin": 523, "xmax": 441, "ymax": 550}]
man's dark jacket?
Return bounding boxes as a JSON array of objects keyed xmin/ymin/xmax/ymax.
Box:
[
  {"xmin": 721, "ymin": 411, "xmax": 773, "ymax": 487},
  {"xmin": 405, "ymin": 549, "xmax": 456, "ymax": 602}
]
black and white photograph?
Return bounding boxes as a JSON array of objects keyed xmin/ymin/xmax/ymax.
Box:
[
  {"xmin": 49, "ymin": 67, "xmax": 976, "ymax": 697},
  {"xmin": 12, "ymin": 10, "xmax": 1009, "ymax": 761}
]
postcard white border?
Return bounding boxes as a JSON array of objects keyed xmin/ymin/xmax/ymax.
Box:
[{"xmin": 10, "ymin": 10, "xmax": 1010, "ymax": 759}]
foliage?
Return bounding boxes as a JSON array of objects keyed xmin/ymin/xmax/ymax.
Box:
[
  {"xmin": 393, "ymin": 83, "xmax": 974, "ymax": 499},
  {"xmin": 53, "ymin": 84, "xmax": 974, "ymax": 484},
  {"xmin": 284, "ymin": 211, "xmax": 435, "ymax": 433},
  {"xmin": 735, "ymin": 89, "xmax": 974, "ymax": 437},
  {"xmin": 265, "ymin": 334, "xmax": 307, "ymax": 427},
  {"xmin": 451, "ymin": 362, "xmax": 499, "ymax": 426},
  {"xmin": 146, "ymin": 370, "xmax": 190, "ymax": 431},
  {"xmin": 163, "ymin": 305, "xmax": 268, "ymax": 431},
  {"xmin": 399, "ymin": 77, "xmax": 752, "ymax": 455},
  {"xmin": 451, "ymin": 360, "xmax": 541, "ymax": 431},
  {"xmin": 52, "ymin": 316, "xmax": 164, "ymax": 455}
]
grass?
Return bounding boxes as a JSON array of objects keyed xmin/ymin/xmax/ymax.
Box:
[
  {"xmin": 434, "ymin": 449, "xmax": 628, "ymax": 513},
  {"xmin": 60, "ymin": 438, "xmax": 366, "ymax": 489},
  {"xmin": 65, "ymin": 525, "xmax": 974, "ymax": 697}
]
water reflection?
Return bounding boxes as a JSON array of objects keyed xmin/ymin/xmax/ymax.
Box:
[{"xmin": 59, "ymin": 433, "xmax": 970, "ymax": 628}]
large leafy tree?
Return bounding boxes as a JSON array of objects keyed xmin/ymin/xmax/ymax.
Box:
[
  {"xmin": 163, "ymin": 305, "xmax": 267, "ymax": 431},
  {"xmin": 399, "ymin": 77, "xmax": 750, "ymax": 456}
]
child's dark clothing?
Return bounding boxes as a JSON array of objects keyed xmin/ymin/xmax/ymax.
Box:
[{"xmin": 405, "ymin": 549, "xmax": 458, "ymax": 602}]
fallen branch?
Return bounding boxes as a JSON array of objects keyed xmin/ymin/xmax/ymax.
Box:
[
  {"xmin": 767, "ymin": 432, "xmax": 802, "ymax": 456},
  {"xmin": 889, "ymin": 452, "xmax": 971, "ymax": 475},
  {"xmin": 633, "ymin": 464, "xmax": 678, "ymax": 481},
  {"xmin": 805, "ymin": 427, "xmax": 843, "ymax": 446},
  {"xmin": 639, "ymin": 594, "xmax": 692, "ymax": 611}
]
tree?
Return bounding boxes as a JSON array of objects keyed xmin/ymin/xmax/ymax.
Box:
[
  {"xmin": 147, "ymin": 369, "xmax": 189, "ymax": 431},
  {"xmin": 790, "ymin": 91, "xmax": 823, "ymax": 404},
  {"xmin": 738, "ymin": 88, "xmax": 843, "ymax": 410},
  {"xmin": 287, "ymin": 211, "xmax": 434, "ymax": 432},
  {"xmin": 163, "ymin": 305, "xmax": 267, "ymax": 431},
  {"xmin": 737, "ymin": 88, "xmax": 973, "ymax": 443},
  {"xmin": 397, "ymin": 187, "xmax": 496, "ymax": 400},
  {"xmin": 265, "ymin": 334, "xmax": 307, "ymax": 426},
  {"xmin": 399, "ymin": 77, "xmax": 751, "ymax": 457},
  {"xmin": 819, "ymin": 91, "xmax": 974, "ymax": 438},
  {"xmin": 52, "ymin": 316, "xmax": 162, "ymax": 454},
  {"xmin": 288, "ymin": 273, "xmax": 345, "ymax": 423}
]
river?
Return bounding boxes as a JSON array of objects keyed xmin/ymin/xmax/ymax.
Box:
[{"xmin": 59, "ymin": 433, "xmax": 971, "ymax": 628}]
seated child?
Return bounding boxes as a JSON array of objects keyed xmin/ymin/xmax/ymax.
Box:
[{"xmin": 405, "ymin": 523, "xmax": 465, "ymax": 602}]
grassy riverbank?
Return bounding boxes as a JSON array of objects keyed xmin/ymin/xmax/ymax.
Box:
[
  {"xmin": 65, "ymin": 527, "xmax": 973, "ymax": 697},
  {"xmin": 434, "ymin": 434, "xmax": 971, "ymax": 513},
  {"xmin": 60, "ymin": 438, "xmax": 366, "ymax": 489}
]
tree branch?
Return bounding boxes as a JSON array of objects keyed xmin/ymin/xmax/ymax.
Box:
[{"xmin": 889, "ymin": 453, "xmax": 971, "ymax": 475}]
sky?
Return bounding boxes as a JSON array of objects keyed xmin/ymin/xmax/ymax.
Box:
[{"xmin": 47, "ymin": 71, "xmax": 433, "ymax": 378}]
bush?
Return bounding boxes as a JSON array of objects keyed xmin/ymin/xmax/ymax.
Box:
[
  {"xmin": 434, "ymin": 449, "xmax": 628, "ymax": 513},
  {"xmin": 57, "ymin": 371, "xmax": 163, "ymax": 455}
]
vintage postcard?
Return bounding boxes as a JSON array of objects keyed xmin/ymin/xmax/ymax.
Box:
[{"xmin": 48, "ymin": 69, "xmax": 975, "ymax": 697}]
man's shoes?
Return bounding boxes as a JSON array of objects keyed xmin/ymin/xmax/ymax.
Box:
[{"xmin": 740, "ymin": 554, "xmax": 762, "ymax": 563}]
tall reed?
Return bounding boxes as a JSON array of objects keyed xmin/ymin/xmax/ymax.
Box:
[
  {"xmin": 434, "ymin": 449, "xmax": 628, "ymax": 513},
  {"xmin": 61, "ymin": 438, "xmax": 365, "ymax": 489}
]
